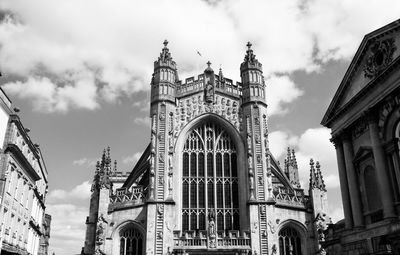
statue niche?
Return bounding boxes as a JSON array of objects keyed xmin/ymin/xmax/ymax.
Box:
[{"xmin": 205, "ymin": 80, "xmax": 214, "ymax": 103}]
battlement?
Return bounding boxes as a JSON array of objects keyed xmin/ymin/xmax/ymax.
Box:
[{"xmin": 176, "ymin": 74, "xmax": 242, "ymax": 98}]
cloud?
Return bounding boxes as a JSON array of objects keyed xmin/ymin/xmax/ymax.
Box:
[
  {"xmin": 47, "ymin": 181, "xmax": 91, "ymax": 203},
  {"xmin": 2, "ymin": 76, "xmax": 98, "ymax": 113},
  {"xmin": 46, "ymin": 181, "xmax": 93, "ymax": 255},
  {"xmin": 266, "ymin": 75, "xmax": 304, "ymax": 115},
  {"xmin": 72, "ymin": 157, "xmax": 97, "ymax": 167},
  {"xmin": 1, "ymin": 0, "xmax": 399, "ymax": 113},
  {"xmin": 46, "ymin": 203, "xmax": 87, "ymax": 255},
  {"xmin": 122, "ymin": 152, "xmax": 142, "ymax": 165},
  {"xmin": 134, "ymin": 116, "xmax": 151, "ymax": 127}
]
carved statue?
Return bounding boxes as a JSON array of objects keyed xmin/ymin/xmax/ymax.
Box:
[
  {"xmin": 205, "ymin": 81, "xmax": 214, "ymax": 103},
  {"xmin": 208, "ymin": 210, "xmax": 216, "ymax": 248},
  {"xmin": 248, "ymin": 156, "xmax": 253, "ymax": 168},
  {"xmin": 247, "ymin": 134, "xmax": 252, "ymax": 153}
]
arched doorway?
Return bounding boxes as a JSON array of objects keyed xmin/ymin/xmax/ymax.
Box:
[
  {"xmin": 119, "ymin": 227, "xmax": 144, "ymax": 255},
  {"xmin": 181, "ymin": 121, "xmax": 240, "ymax": 232},
  {"xmin": 278, "ymin": 226, "xmax": 302, "ymax": 255}
]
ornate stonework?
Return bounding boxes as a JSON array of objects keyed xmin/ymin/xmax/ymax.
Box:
[{"xmin": 363, "ymin": 38, "xmax": 396, "ymax": 78}]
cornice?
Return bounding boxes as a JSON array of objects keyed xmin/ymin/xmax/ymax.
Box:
[{"xmin": 4, "ymin": 143, "xmax": 41, "ymax": 182}]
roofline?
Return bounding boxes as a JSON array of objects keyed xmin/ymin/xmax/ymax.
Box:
[{"xmin": 321, "ymin": 18, "xmax": 400, "ymax": 127}]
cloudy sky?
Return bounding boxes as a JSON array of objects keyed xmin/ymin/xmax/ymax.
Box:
[{"xmin": 0, "ymin": 0, "xmax": 399, "ymax": 254}]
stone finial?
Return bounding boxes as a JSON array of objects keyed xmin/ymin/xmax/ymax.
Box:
[
  {"xmin": 244, "ymin": 41, "xmax": 257, "ymax": 64},
  {"xmin": 158, "ymin": 39, "xmax": 172, "ymax": 63},
  {"xmin": 316, "ymin": 161, "xmax": 327, "ymax": 191},
  {"xmin": 309, "ymin": 158, "xmax": 317, "ymax": 189}
]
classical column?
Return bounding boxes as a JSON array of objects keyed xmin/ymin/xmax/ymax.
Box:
[
  {"xmin": 332, "ymin": 137, "xmax": 353, "ymax": 228},
  {"xmin": 368, "ymin": 112, "xmax": 396, "ymax": 219},
  {"xmin": 342, "ymin": 132, "xmax": 364, "ymax": 227}
]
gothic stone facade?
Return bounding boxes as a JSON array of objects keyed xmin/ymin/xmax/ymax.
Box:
[
  {"xmin": 82, "ymin": 42, "xmax": 329, "ymax": 255},
  {"xmin": 322, "ymin": 19, "xmax": 400, "ymax": 254}
]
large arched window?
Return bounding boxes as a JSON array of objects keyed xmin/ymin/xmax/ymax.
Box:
[
  {"xmin": 120, "ymin": 227, "xmax": 143, "ymax": 255},
  {"xmin": 279, "ymin": 226, "xmax": 302, "ymax": 255},
  {"xmin": 182, "ymin": 122, "xmax": 239, "ymax": 232}
]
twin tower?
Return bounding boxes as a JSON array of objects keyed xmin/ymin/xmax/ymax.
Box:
[{"xmin": 82, "ymin": 41, "xmax": 327, "ymax": 255}]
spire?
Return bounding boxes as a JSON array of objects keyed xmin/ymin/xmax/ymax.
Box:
[
  {"xmin": 315, "ymin": 161, "xmax": 327, "ymax": 191},
  {"xmin": 159, "ymin": 39, "xmax": 172, "ymax": 63},
  {"xmin": 93, "ymin": 147, "xmax": 113, "ymax": 190},
  {"xmin": 309, "ymin": 158, "xmax": 317, "ymax": 189},
  {"xmin": 284, "ymin": 147, "xmax": 300, "ymax": 188},
  {"xmin": 154, "ymin": 39, "xmax": 176, "ymax": 70},
  {"xmin": 291, "ymin": 149, "xmax": 298, "ymax": 168},
  {"xmin": 113, "ymin": 160, "xmax": 117, "ymax": 173},
  {"xmin": 244, "ymin": 41, "xmax": 257, "ymax": 64},
  {"xmin": 218, "ymin": 67, "xmax": 224, "ymax": 79}
]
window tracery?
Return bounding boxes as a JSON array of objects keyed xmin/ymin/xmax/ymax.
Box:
[
  {"xmin": 182, "ymin": 122, "xmax": 239, "ymax": 232},
  {"xmin": 119, "ymin": 227, "xmax": 144, "ymax": 255},
  {"xmin": 278, "ymin": 226, "xmax": 302, "ymax": 255}
]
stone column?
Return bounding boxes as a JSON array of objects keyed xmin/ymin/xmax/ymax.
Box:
[
  {"xmin": 368, "ymin": 112, "xmax": 396, "ymax": 219},
  {"xmin": 342, "ymin": 133, "xmax": 364, "ymax": 227},
  {"xmin": 332, "ymin": 137, "xmax": 353, "ymax": 228}
]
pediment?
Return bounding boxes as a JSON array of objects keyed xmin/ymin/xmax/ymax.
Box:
[{"xmin": 322, "ymin": 19, "xmax": 400, "ymax": 127}]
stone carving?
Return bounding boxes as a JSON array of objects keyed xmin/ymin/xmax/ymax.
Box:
[
  {"xmin": 208, "ymin": 210, "xmax": 216, "ymax": 248},
  {"xmin": 268, "ymin": 219, "xmax": 280, "ymax": 234},
  {"xmin": 157, "ymin": 204, "xmax": 164, "ymax": 215},
  {"xmin": 95, "ymin": 213, "xmax": 108, "ymax": 247},
  {"xmin": 315, "ymin": 213, "xmax": 328, "ymax": 255},
  {"xmin": 205, "ymin": 80, "xmax": 214, "ymax": 103},
  {"xmin": 151, "ymin": 114, "xmax": 157, "ymax": 133},
  {"xmin": 271, "ymin": 244, "xmax": 277, "ymax": 255},
  {"xmin": 167, "ymin": 169, "xmax": 173, "ymax": 197},
  {"xmin": 364, "ymin": 37, "xmax": 396, "ymax": 78},
  {"xmin": 94, "ymin": 247, "xmax": 106, "ymax": 255},
  {"xmin": 267, "ymin": 220, "xmax": 276, "ymax": 234},
  {"xmin": 247, "ymin": 134, "xmax": 252, "ymax": 154},
  {"xmin": 159, "ymin": 112, "xmax": 166, "ymax": 121},
  {"xmin": 149, "ymin": 168, "xmax": 155, "ymax": 199},
  {"xmin": 258, "ymin": 176, "xmax": 264, "ymax": 186},
  {"xmin": 159, "ymin": 154, "xmax": 164, "ymax": 163},
  {"xmin": 256, "ymin": 154, "xmax": 262, "ymax": 164}
]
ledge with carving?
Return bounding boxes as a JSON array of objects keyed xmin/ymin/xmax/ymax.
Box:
[
  {"xmin": 272, "ymin": 187, "xmax": 309, "ymax": 209},
  {"xmin": 173, "ymin": 230, "xmax": 251, "ymax": 249},
  {"xmin": 108, "ymin": 186, "xmax": 146, "ymax": 212}
]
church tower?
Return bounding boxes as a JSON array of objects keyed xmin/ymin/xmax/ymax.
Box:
[
  {"xmin": 240, "ymin": 42, "xmax": 270, "ymax": 254},
  {"xmin": 146, "ymin": 40, "xmax": 178, "ymax": 255}
]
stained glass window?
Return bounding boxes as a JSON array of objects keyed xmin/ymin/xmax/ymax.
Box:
[{"xmin": 182, "ymin": 122, "xmax": 239, "ymax": 231}]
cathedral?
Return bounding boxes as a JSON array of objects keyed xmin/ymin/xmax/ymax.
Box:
[{"xmin": 81, "ymin": 41, "xmax": 329, "ymax": 255}]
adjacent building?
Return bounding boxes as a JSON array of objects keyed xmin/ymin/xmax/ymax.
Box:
[
  {"xmin": 322, "ymin": 19, "xmax": 400, "ymax": 254},
  {"xmin": 38, "ymin": 214, "xmax": 51, "ymax": 255},
  {"xmin": 0, "ymin": 86, "xmax": 51, "ymax": 255},
  {"xmin": 82, "ymin": 42, "xmax": 330, "ymax": 255}
]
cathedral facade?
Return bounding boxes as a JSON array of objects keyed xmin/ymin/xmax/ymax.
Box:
[{"xmin": 82, "ymin": 42, "xmax": 329, "ymax": 255}]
